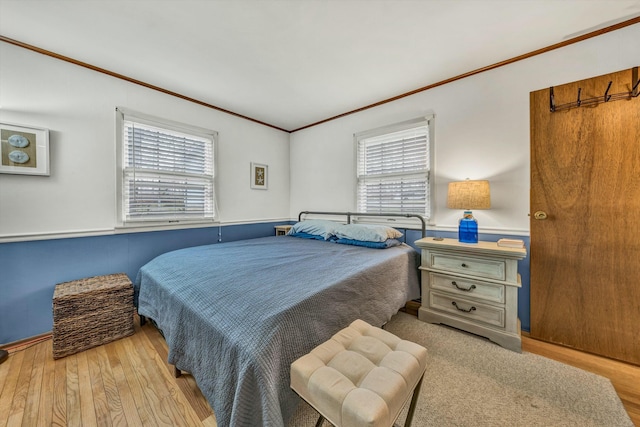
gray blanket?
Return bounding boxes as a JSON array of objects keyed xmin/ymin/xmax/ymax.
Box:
[{"xmin": 135, "ymin": 236, "xmax": 420, "ymax": 426}]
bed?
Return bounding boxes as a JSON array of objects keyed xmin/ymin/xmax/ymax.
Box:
[{"xmin": 134, "ymin": 213, "xmax": 422, "ymax": 426}]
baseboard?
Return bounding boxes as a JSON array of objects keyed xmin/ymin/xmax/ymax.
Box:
[{"xmin": 1, "ymin": 331, "xmax": 52, "ymax": 351}]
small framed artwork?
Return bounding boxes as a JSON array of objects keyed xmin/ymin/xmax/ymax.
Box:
[
  {"xmin": 250, "ymin": 162, "xmax": 268, "ymax": 190},
  {"xmin": 0, "ymin": 122, "xmax": 50, "ymax": 176}
]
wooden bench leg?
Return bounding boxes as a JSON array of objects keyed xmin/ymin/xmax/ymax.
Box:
[{"xmin": 403, "ymin": 373, "xmax": 424, "ymax": 427}]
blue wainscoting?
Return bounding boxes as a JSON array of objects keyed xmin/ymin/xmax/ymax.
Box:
[
  {"xmin": 0, "ymin": 222, "xmax": 284, "ymax": 344},
  {"xmin": 0, "ymin": 224, "xmax": 531, "ymax": 344}
]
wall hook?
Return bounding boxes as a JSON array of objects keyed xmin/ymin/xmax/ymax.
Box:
[
  {"xmin": 577, "ymin": 88, "xmax": 582, "ymax": 106},
  {"xmin": 604, "ymin": 81, "xmax": 612, "ymax": 102}
]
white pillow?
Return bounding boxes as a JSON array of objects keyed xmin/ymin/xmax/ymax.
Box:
[
  {"xmin": 333, "ymin": 223, "xmax": 403, "ymax": 243},
  {"xmin": 287, "ymin": 219, "xmax": 340, "ymax": 240}
]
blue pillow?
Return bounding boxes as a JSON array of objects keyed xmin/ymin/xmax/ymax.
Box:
[
  {"xmin": 287, "ymin": 219, "xmax": 340, "ymax": 240},
  {"xmin": 333, "ymin": 223, "xmax": 403, "ymax": 243},
  {"xmin": 335, "ymin": 238, "xmax": 403, "ymax": 249},
  {"xmin": 288, "ymin": 232, "xmax": 326, "ymax": 240}
]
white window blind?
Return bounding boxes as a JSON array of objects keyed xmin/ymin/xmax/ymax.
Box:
[
  {"xmin": 119, "ymin": 110, "xmax": 216, "ymax": 224},
  {"xmin": 356, "ymin": 121, "xmax": 431, "ymax": 218}
]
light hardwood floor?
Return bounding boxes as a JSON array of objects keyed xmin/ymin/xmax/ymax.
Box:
[
  {"xmin": 0, "ymin": 320, "xmax": 216, "ymax": 427},
  {"xmin": 1, "ymin": 317, "xmax": 638, "ymax": 426}
]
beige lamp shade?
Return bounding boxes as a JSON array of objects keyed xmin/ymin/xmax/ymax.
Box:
[{"xmin": 447, "ymin": 179, "xmax": 491, "ymax": 210}]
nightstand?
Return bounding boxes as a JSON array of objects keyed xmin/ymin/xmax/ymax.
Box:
[
  {"xmin": 415, "ymin": 237, "xmax": 526, "ymax": 352},
  {"xmin": 274, "ymin": 225, "xmax": 292, "ymax": 236}
]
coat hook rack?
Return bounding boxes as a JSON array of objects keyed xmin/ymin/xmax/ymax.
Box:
[{"xmin": 549, "ymin": 66, "xmax": 639, "ymax": 112}]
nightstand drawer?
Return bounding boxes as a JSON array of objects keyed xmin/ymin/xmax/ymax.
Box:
[
  {"xmin": 429, "ymin": 273, "xmax": 505, "ymax": 303},
  {"xmin": 429, "ymin": 291, "xmax": 505, "ymax": 328},
  {"xmin": 429, "ymin": 252, "xmax": 506, "ymax": 281}
]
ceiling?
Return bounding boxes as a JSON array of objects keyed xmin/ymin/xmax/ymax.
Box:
[{"xmin": 1, "ymin": 0, "xmax": 639, "ymax": 132}]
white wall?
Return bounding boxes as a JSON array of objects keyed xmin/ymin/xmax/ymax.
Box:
[
  {"xmin": 290, "ymin": 25, "xmax": 640, "ymax": 235},
  {"xmin": 2, "ymin": 24, "xmax": 638, "ymax": 241},
  {"xmin": 0, "ymin": 43, "xmax": 290, "ymax": 241}
]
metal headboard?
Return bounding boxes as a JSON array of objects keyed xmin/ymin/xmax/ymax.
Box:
[{"xmin": 297, "ymin": 211, "xmax": 426, "ymax": 238}]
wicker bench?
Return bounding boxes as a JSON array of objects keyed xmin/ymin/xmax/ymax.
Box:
[
  {"xmin": 291, "ymin": 319, "xmax": 428, "ymax": 427},
  {"xmin": 52, "ymin": 273, "xmax": 134, "ymax": 359}
]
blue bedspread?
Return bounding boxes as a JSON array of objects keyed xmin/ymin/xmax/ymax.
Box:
[{"xmin": 134, "ymin": 236, "xmax": 420, "ymax": 426}]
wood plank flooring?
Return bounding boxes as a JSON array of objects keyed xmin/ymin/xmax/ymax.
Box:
[
  {"xmin": 1, "ymin": 317, "xmax": 638, "ymax": 426},
  {"xmin": 0, "ymin": 320, "xmax": 216, "ymax": 427}
]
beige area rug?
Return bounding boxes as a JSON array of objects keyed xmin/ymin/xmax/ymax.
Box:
[{"xmin": 289, "ymin": 312, "xmax": 632, "ymax": 427}]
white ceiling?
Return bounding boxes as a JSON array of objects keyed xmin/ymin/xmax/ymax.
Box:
[{"xmin": 1, "ymin": 0, "xmax": 639, "ymax": 132}]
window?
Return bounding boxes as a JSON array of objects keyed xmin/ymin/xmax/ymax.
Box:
[
  {"xmin": 356, "ymin": 117, "xmax": 432, "ymax": 219},
  {"xmin": 116, "ymin": 108, "xmax": 217, "ymax": 227}
]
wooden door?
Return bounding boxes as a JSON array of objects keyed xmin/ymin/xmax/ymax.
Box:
[{"xmin": 530, "ymin": 67, "xmax": 640, "ymax": 365}]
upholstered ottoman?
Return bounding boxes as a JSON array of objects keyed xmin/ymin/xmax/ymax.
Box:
[{"xmin": 291, "ymin": 319, "xmax": 428, "ymax": 427}]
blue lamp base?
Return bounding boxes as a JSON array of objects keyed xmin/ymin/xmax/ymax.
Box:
[{"xmin": 458, "ymin": 210, "xmax": 478, "ymax": 243}]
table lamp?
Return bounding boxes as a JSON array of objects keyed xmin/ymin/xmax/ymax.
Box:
[{"xmin": 447, "ymin": 179, "xmax": 491, "ymax": 243}]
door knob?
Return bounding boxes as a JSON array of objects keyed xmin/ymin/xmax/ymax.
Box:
[{"xmin": 533, "ymin": 211, "xmax": 548, "ymax": 220}]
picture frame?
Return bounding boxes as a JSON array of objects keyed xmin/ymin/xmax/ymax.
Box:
[
  {"xmin": 250, "ymin": 162, "xmax": 268, "ymax": 190},
  {"xmin": 0, "ymin": 122, "xmax": 50, "ymax": 176}
]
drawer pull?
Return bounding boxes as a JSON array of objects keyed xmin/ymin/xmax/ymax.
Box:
[
  {"xmin": 452, "ymin": 301, "xmax": 476, "ymax": 313},
  {"xmin": 451, "ymin": 281, "xmax": 476, "ymax": 292},
  {"xmin": 461, "ymin": 263, "xmax": 468, "ymax": 268}
]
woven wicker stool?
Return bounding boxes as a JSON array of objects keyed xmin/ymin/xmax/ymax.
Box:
[
  {"xmin": 291, "ymin": 319, "xmax": 428, "ymax": 427},
  {"xmin": 52, "ymin": 273, "xmax": 134, "ymax": 359}
]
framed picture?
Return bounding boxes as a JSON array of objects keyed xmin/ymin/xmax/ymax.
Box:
[
  {"xmin": 0, "ymin": 122, "xmax": 50, "ymax": 176},
  {"xmin": 250, "ymin": 162, "xmax": 268, "ymax": 190}
]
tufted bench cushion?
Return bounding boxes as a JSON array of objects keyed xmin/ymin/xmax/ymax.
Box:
[{"xmin": 291, "ymin": 319, "xmax": 428, "ymax": 427}]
